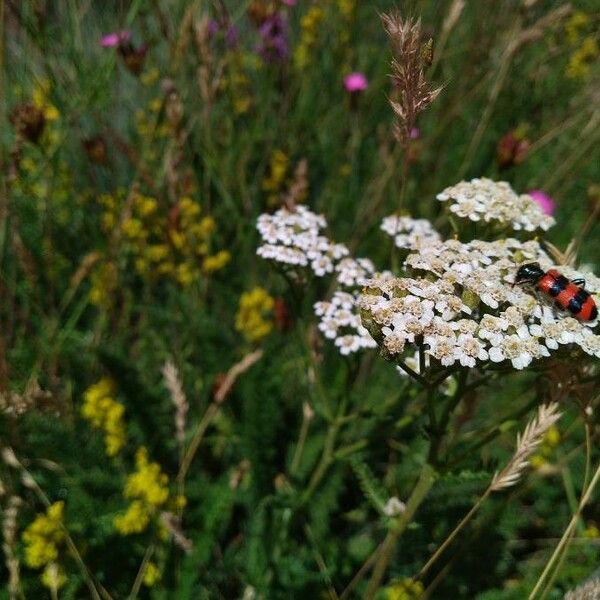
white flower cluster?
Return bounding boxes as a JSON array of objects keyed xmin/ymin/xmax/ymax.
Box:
[
  {"xmin": 257, "ymin": 206, "xmax": 349, "ymax": 277},
  {"xmin": 360, "ymin": 237, "xmax": 600, "ymax": 371},
  {"xmin": 314, "ymin": 292, "xmax": 378, "ymax": 355},
  {"xmin": 257, "ymin": 206, "xmax": 382, "ymax": 355},
  {"xmin": 380, "ymin": 215, "xmax": 441, "ymax": 250},
  {"xmin": 436, "ymin": 178, "xmax": 555, "ymax": 232}
]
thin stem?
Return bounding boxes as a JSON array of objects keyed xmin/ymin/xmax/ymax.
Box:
[
  {"xmin": 364, "ymin": 463, "xmax": 437, "ymax": 600},
  {"xmin": 9, "ymin": 455, "xmax": 105, "ymax": 600},
  {"xmin": 128, "ymin": 544, "xmax": 154, "ymax": 600},
  {"xmin": 536, "ymin": 419, "xmax": 595, "ymax": 600},
  {"xmin": 290, "ymin": 403, "xmax": 313, "ymax": 476},
  {"xmin": 528, "ymin": 462, "xmax": 600, "ymax": 599},
  {"xmin": 177, "ymin": 401, "xmax": 220, "ymax": 484},
  {"xmin": 300, "ymin": 418, "xmax": 341, "ymax": 505},
  {"xmin": 417, "ymin": 488, "xmax": 491, "ymax": 581},
  {"xmin": 397, "ymin": 359, "xmax": 429, "ymax": 388}
]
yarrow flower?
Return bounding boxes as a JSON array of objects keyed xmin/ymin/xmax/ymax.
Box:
[
  {"xmin": 314, "ymin": 292, "xmax": 377, "ymax": 355},
  {"xmin": 257, "ymin": 205, "xmax": 350, "ymax": 277},
  {"xmin": 360, "ymin": 236, "xmax": 600, "ymax": 372},
  {"xmin": 257, "ymin": 205, "xmax": 385, "ymax": 355},
  {"xmin": 380, "ymin": 215, "xmax": 441, "ymax": 250},
  {"xmin": 436, "ymin": 178, "xmax": 555, "ymax": 231}
]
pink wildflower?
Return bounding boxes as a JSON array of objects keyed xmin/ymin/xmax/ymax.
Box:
[
  {"xmin": 281, "ymin": 0, "xmax": 297, "ymax": 5},
  {"xmin": 344, "ymin": 72, "xmax": 369, "ymax": 93},
  {"xmin": 528, "ymin": 190, "xmax": 555, "ymax": 216},
  {"xmin": 101, "ymin": 30, "xmax": 131, "ymax": 48}
]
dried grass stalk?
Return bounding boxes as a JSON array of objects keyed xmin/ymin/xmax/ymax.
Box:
[
  {"xmin": 382, "ymin": 12, "xmax": 442, "ymax": 144},
  {"xmin": 2, "ymin": 495, "xmax": 22, "ymax": 599},
  {"xmin": 491, "ymin": 402, "xmax": 562, "ymax": 491},
  {"xmin": 564, "ymin": 577, "xmax": 600, "ymax": 600},
  {"xmin": 162, "ymin": 361, "xmax": 189, "ymax": 446}
]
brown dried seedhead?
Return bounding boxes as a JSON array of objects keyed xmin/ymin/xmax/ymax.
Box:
[{"xmin": 382, "ymin": 12, "xmax": 442, "ymax": 145}]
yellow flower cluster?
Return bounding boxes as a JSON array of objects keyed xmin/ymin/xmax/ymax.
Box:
[
  {"xmin": 566, "ymin": 37, "xmax": 599, "ymax": 79},
  {"xmin": 565, "ymin": 11, "xmax": 590, "ymax": 46},
  {"xmin": 143, "ymin": 561, "xmax": 162, "ymax": 586},
  {"xmin": 81, "ymin": 378, "xmax": 126, "ymax": 457},
  {"xmin": 222, "ymin": 53, "xmax": 256, "ymax": 115},
  {"xmin": 13, "ymin": 150, "xmax": 74, "ymax": 225},
  {"xmin": 32, "ymin": 80, "xmax": 60, "ymax": 122},
  {"xmin": 385, "ymin": 578, "xmax": 424, "ymax": 600},
  {"xmin": 530, "ymin": 425, "xmax": 560, "ymax": 469},
  {"xmin": 98, "ymin": 192, "xmax": 230, "ymax": 287},
  {"xmin": 337, "ymin": 0, "xmax": 355, "ymax": 21},
  {"xmin": 294, "ymin": 7, "xmax": 325, "ymax": 70},
  {"xmin": 235, "ymin": 287, "xmax": 275, "ymax": 343},
  {"xmin": 89, "ymin": 261, "xmax": 118, "ymax": 307},
  {"xmin": 262, "ymin": 150, "xmax": 289, "ymax": 207},
  {"xmin": 114, "ymin": 447, "xmax": 171, "ymax": 535},
  {"xmin": 584, "ymin": 521, "xmax": 600, "ymax": 539},
  {"xmin": 564, "ymin": 12, "xmax": 598, "ymax": 79},
  {"xmin": 22, "ymin": 502, "xmax": 67, "ymax": 590}
]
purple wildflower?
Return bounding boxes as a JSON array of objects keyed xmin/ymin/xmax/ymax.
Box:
[
  {"xmin": 257, "ymin": 13, "xmax": 289, "ymax": 63},
  {"xmin": 101, "ymin": 30, "xmax": 131, "ymax": 48},
  {"xmin": 528, "ymin": 190, "xmax": 555, "ymax": 216},
  {"xmin": 344, "ymin": 72, "xmax": 369, "ymax": 93}
]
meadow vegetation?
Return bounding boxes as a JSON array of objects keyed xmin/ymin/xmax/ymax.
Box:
[{"xmin": 1, "ymin": 1, "xmax": 600, "ymax": 598}]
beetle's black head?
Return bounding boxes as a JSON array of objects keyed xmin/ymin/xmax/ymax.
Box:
[{"xmin": 514, "ymin": 262, "xmax": 545, "ymax": 286}]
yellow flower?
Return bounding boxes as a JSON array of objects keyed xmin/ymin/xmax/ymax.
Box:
[
  {"xmin": 385, "ymin": 577, "xmax": 424, "ymax": 600},
  {"xmin": 114, "ymin": 447, "xmax": 170, "ymax": 536},
  {"xmin": 22, "ymin": 502, "xmax": 65, "ymax": 569},
  {"xmin": 41, "ymin": 562, "xmax": 67, "ymax": 590},
  {"xmin": 583, "ymin": 522, "xmax": 600, "ymax": 539},
  {"xmin": 125, "ymin": 447, "xmax": 170, "ymax": 507},
  {"xmin": 566, "ymin": 37, "xmax": 599, "ymax": 79},
  {"xmin": 32, "ymin": 81, "xmax": 60, "ymax": 121},
  {"xmin": 141, "ymin": 68, "xmax": 160, "ymax": 86},
  {"xmin": 147, "ymin": 244, "xmax": 170, "ymax": 263},
  {"xmin": 565, "ymin": 11, "xmax": 590, "ymax": 46},
  {"xmin": 294, "ymin": 7, "xmax": 325, "ymax": 70},
  {"xmin": 337, "ymin": 0, "xmax": 355, "ymax": 20},
  {"xmin": 122, "ymin": 217, "xmax": 146, "ymax": 240},
  {"xmin": 544, "ymin": 425, "xmax": 560, "ymax": 448},
  {"xmin": 89, "ymin": 262, "xmax": 118, "ymax": 307},
  {"xmin": 530, "ymin": 454, "xmax": 547, "ymax": 470},
  {"xmin": 176, "ymin": 263, "xmax": 196, "ymax": 286},
  {"xmin": 235, "ymin": 287, "xmax": 275, "ymax": 343},
  {"xmin": 113, "ymin": 500, "xmax": 151, "ymax": 535},
  {"xmin": 81, "ymin": 378, "xmax": 126, "ymax": 456},
  {"xmin": 202, "ymin": 250, "xmax": 231, "ymax": 274},
  {"xmin": 143, "ymin": 561, "xmax": 161, "ymax": 587}
]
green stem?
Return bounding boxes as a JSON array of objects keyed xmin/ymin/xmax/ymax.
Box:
[
  {"xmin": 529, "ymin": 462, "xmax": 600, "ymax": 599},
  {"xmin": 364, "ymin": 464, "xmax": 437, "ymax": 600},
  {"xmin": 300, "ymin": 418, "xmax": 341, "ymax": 505}
]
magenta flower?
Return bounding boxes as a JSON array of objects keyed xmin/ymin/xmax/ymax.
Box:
[
  {"xmin": 409, "ymin": 127, "xmax": 420, "ymax": 139},
  {"xmin": 281, "ymin": 0, "xmax": 297, "ymax": 5},
  {"xmin": 101, "ymin": 30, "xmax": 131, "ymax": 48},
  {"xmin": 344, "ymin": 72, "xmax": 369, "ymax": 93},
  {"xmin": 528, "ymin": 190, "xmax": 555, "ymax": 216}
]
